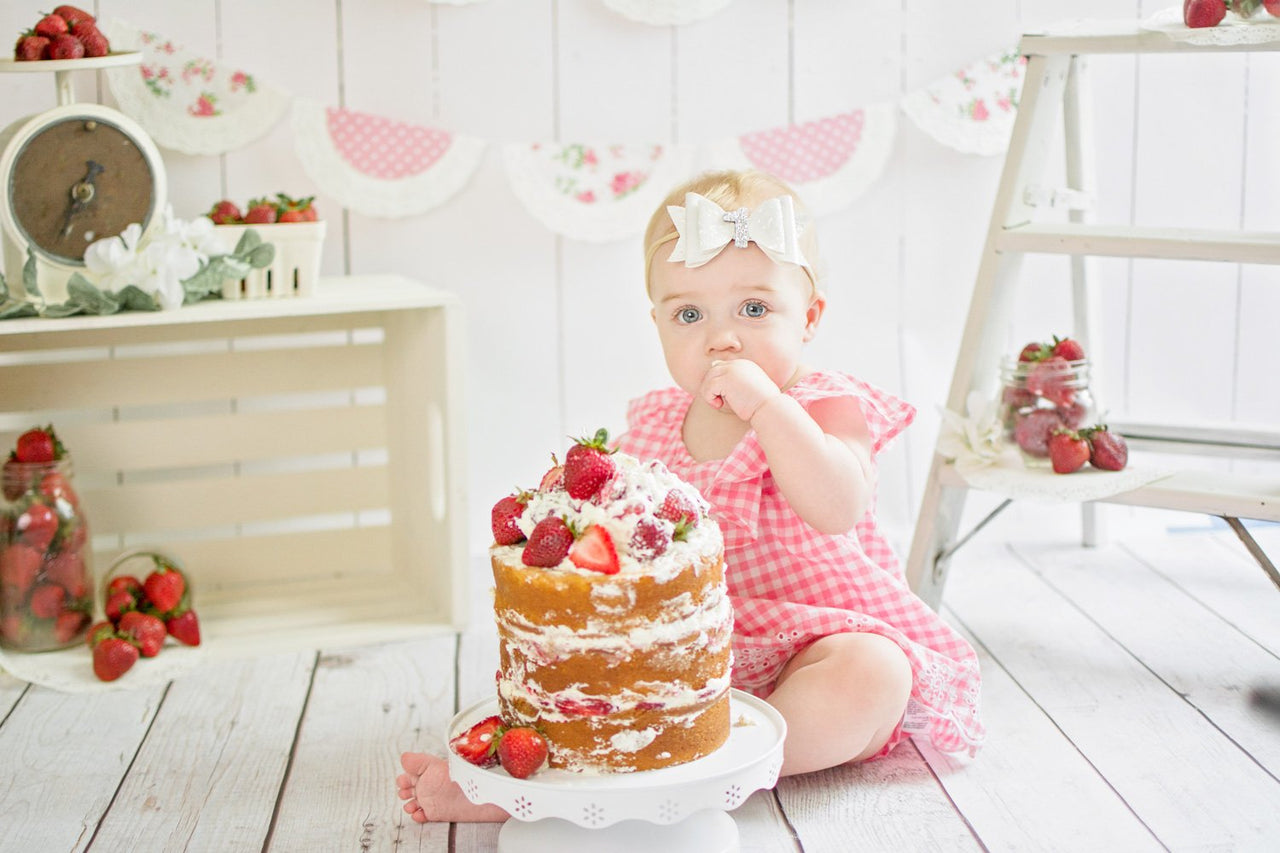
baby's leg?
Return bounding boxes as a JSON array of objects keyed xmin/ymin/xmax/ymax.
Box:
[
  {"xmin": 766, "ymin": 632, "xmax": 912, "ymax": 776},
  {"xmin": 396, "ymin": 752, "xmax": 509, "ymax": 823}
]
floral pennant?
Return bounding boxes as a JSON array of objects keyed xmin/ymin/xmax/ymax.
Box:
[
  {"xmin": 103, "ymin": 22, "xmax": 289, "ymax": 155},
  {"xmin": 600, "ymin": 0, "xmax": 733, "ymax": 26},
  {"xmin": 704, "ymin": 104, "xmax": 897, "ymax": 216},
  {"xmin": 900, "ymin": 48, "xmax": 1026, "ymax": 156},
  {"xmin": 292, "ymin": 100, "xmax": 485, "ymax": 218},
  {"xmin": 503, "ymin": 142, "xmax": 695, "ymax": 242}
]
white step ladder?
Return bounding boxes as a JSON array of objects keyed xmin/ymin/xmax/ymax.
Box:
[{"xmin": 905, "ymin": 22, "xmax": 1280, "ymax": 608}]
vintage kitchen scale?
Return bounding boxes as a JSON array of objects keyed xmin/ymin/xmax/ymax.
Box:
[{"xmin": 0, "ymin": 50, "xmax": 166, "ymax": 303}]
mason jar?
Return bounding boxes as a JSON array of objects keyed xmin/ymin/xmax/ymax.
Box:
[
  {"xmin": 999, "ymin": 358, "xmax": 1097, "ymax": 466},
  {"xmin": 0, "ymin": 457, "xmax": 94, "ymax": 651}
]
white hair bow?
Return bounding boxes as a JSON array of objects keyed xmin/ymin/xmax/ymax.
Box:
[{"xmin": 666, "ymin": 192, "xmax": 810, "ymax": 272}]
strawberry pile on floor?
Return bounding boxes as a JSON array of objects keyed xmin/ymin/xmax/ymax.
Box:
[
  {"xmin": 1184, "ymin": 0, "xmax": 1280, "ymax": 29},
  {"xmin": 1, "ymin": 426, "xmax": 92, "ymax": 651},
  {"xmin": 207, "ymin": 194, "xmax": 319, "ymax": 225},
  {"xmin": 88, "ymin": 553, "xmax": 200, "ymax": 682},
  {"xmin": 450, "ymin": 715, "xmax": 549, "ymax": 779},
  {"xmin": 13, "ymin": 6, "xmax": 108, "ymax": 61}
]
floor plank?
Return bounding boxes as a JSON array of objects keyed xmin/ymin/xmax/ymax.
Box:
[
  {"xmin": 947, "ymin": 539, "xmax": 1280, "ymax": 849},
  {"xmin": 90, "ymin": 651, "xmax": 314, "ymax": 851},
  {"xmin": 734, "ymin": 790, "xmax": 802, "ymax": 852},
  {"xmin": 267, "ymin": 637, "xmax": 456, "ymax": 852},
  {"xmin": 0, "ymin": 682, "xmax": 164, "ymax": 852},
  {"xmin": 921, "ymin": 619, "xmax": 1163, "ymax": 851},
  {"xmin": 776, "ymin": 739, "xmax": 980, "ymax": 852}
]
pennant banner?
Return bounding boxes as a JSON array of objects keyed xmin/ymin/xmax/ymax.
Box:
[
  {"xmin": 900, "ymin": 49, "xmax": 1026, "ymax": 157},
  {"xmin": 503, "ymin": 143, "xmax": 696, "ymax": 242},
  {"xmin": 292, "ymin": 99, "xmax": 486, "ymax": 218},
  {"xmin": 601, "ymin": 0, "xmax": 733, "ymax": 26},
  {"xmin": 103, "ymin": 22, "xmax": 289, "ymax": 156},
  {"xmin": 705, "ymin": 104, "xmax": 897, "ymax": 216}
]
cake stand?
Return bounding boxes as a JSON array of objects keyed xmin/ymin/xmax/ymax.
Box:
[{"xmin": 447, "ymin": 689, "xmax": 786, "ymax": 853}]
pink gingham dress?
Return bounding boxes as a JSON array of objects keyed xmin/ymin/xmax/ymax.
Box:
[{"xmin": 617, "ymin": 370, "xmax": 985, "ymax": 755}]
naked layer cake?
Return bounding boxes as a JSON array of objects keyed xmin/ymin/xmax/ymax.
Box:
[{"xmin": 488, "ymin": 430, "xmax": 731, "ymax": 773}]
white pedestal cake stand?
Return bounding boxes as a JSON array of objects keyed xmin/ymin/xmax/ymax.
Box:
[{"xmin": 447, "ymin": 689, "xmax": 786, "ymax": 853}]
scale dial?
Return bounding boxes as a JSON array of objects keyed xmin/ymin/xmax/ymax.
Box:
[{"xmin": 0, "ymin": 102, "xmax": 166, "ymax": 273}]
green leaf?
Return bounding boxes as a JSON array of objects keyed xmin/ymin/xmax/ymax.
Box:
[
  {"xmin": 234, "ymin": 229, "xmax": 263, "ymax": 254},
  {"xmin": 0, "ymin": 300, "xmax": 38, "ymax": 320},
  {"xmin": 115, "ymin": 285, "xmax": 160, "ymax": 311},
  {"xmin": 22, "ymin": 249, "xmax": 40, "ymax": 299},
  {"xmin": 0, "ymin": 270, "xmax": 8, "ymax": 302},
  {"xmin": 246, "ymin": 244, "xmax": 275, "ymax": 268},
  {"xmin": 66, "ymin": 273, "xmax": 120, "ymax": 315},
  {"xmin": 40, "ymin": 301, "xmax": 84, "ymax": 318}
]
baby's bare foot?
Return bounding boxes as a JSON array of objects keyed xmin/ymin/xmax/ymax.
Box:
[{"xmin": 396, "ymin": 752, "xmax": 509, "ymax": 823}]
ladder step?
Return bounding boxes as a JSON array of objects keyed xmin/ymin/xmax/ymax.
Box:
[
  {"xmin": 1108, "ymin": 421, "xmax": 1280, "ymax": 460},
  {"xmin": 1022, "ymin": 25, "xmax": 1280, "ymax": 57},
  {"xmin": 997, "ymin": 223, "xmax": 1280, "ymax": 264}
]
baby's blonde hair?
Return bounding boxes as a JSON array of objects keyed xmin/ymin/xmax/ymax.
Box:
[{"xmin": 643, "ymin": 169, "xmax": 821, "ymax": 295}]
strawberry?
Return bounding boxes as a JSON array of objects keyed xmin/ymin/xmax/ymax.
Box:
[
  {"xmin": 85, "ymin": 620, "xmax": 115, "ymax": 648},
  {"xmin": 14, "ymin": 426, "xmax": 62, "ymax": 463},
  {"xmin": 46, "ymin": 33, "xmax": 84, "ymax": 60},
  {"xmin": 1051, "ymin": 336, "xmax": 1085, "ymax": 362},
  {"xmin": 119, "ymin": 610, "xmax": 167, "ymax": 657},
  {"xmin": 497, "ymin": 726, "xmax": 549, "ymax": 779},
  {"xmin": 449, "ymin": 715, "xmax": 504, "ymax": 767},
  {"xmin": 40, "ymin": 470, "xmax": 79, "ymax": 508},
  {"xmin": 28, "ymin": 583, "xmax": 66, "ymax": 619},
  {"xmin": 538, "ymin": 460, "xmax": 564, "ymax": 492},
  {"xmin": 275, "ymin": 193, "xmax": 318, "ymax": 222},
  {"xmin": 1084, "ymin": 426, "xmax": 1129, "ymax": 471},
  {"xmin": 45, "ymin": 552, "xmax": 87, "ymax": 598},
  {"xmin": 1025, "ymin": 356, "xmax": 1075, "ymax": 407},
  {"xmin": 3, "ymin": 458, "xmax": 31, "ymax": 500},
  {"xmin": 1013, "ymin": 409, "xmax": 1063, "ymax": 458},
  {"xmin": 34, "ymin": 14, "xmax": 69, "ymax": 39},
  {"xmin": 553, "ymin": 696, "xmax": 613, "ymax": 717},
  {"xmin": 69, "ymin": 21, "xmax": 108, "ymax": 58},
  {"xmin": 1184, "ymin": 0, "xmax": 1227, "ymax": 27},
  {"xmin": 1, "ymin": 545, "xmax": 42, "ymax": 599},
  {"xmin": 569, "ymin": 524, "xmax": 619, "ymax": 574},
  {"xmin": 491, "ymin": 493, "xmax": 528, "ymax": 545},
  {"xmin": 629, "ymin": 518, "xmax": 669, "ymax": 559},
  {"xmin": 1, "ymin": 615, "xmax": 31, "ymax": 645},
  {"xmin": 14, "ymin": 33, "xmax": 50, "ymax": 61},
  {"xmin": 564, "ymin": 429, "xmax": 616, "ymax": 500},
  {"xmin": 16, "ymin": 501, "xmax": 58, "ymax": 551},
  {"xmin": 207, "ymin": 199, "xmax": 243, "ymax": 224},
  {"xmin": 53, "ymin": 610, "xmax": 88, "ymax": 643},
  {"xmin": 53, "ymin": 6, "xmax": 96, "ymax": 26},
  {"xmin": 243, "ymin": 198, "xmax": 277, "ymax": 224},
  {"xmin": 143, "ymin": 563, "xmax": 186, "ymax": 614},
  {"xmin": 164, "ymin": 608, "xmax": 201, "ymax": 646},
  {"xmin": 104, "ymin": 589, "xmax": 136, "ymax": 623},
  {"xmin": 1047, "ymin": 429, "xmax": 1090, "ymax": 474},
  {"xmin": 92, "ymin": 636, "xmax": 139, "ymax": 682},
  {"xmin": 106, "ymin": 574, "xmax": 144, "ymax": 599},
  {"xmin": 521, "ymin": 516, "xmax": 573, "ymax": 567},
  {"xmin": 1266, "ymin": 0, "xmax": 1280, "ymax": 16},
  {"xmin": 656, "ymin": 490, "xmax": 698, "ymax": 527},
  {"xmin": 1017, "ymin": 341, "xmax": 1049, "ymax": 362}
]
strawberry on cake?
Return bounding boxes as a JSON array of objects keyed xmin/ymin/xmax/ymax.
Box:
[{"xmin": 487, "ymin": 429, "xmax": 731, "ymax": 773}]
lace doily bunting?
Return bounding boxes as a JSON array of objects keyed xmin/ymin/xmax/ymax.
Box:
[
  {"xmin": 292, "ymin": 99, "xmax": 486, "ymax": 218},
  {"xmin": 901, "ymin": 48, "xmax": 1027, "ymax": 156},
  {"xmin": 0, "ymin": 641, "xmax": 205, "ymax": 693},
  {"xmin": 503, "ymin": 142, "xmax": 695, "ymax": 242},
  {"xmin": 704, "ymin": 104, "xmax": 897, "ymax": 216},
  {"xmin": 601, "ymin": 0, "xmax": 733, "ymax": 26},
  {"xmin": 1141, "ymin": 7, "xmax": 1280, "ymax": 45},
  {"xmin": 103, "ymin": 22, "xmax": 289, "ymax": 155}
]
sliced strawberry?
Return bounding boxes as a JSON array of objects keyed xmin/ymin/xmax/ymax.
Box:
[
  {"xmin": 553, "ymin": 696, "xmax": 613, "ymax": 717},
  {"xmin": 569, "ymin": 525, "xmax": 619, "ymax": 574},
  {"xmin": 497, "ymin": 726, "xmax": 549, "ymax": 779},
  {"xmin": 563, "ymin": 429, "xmax": 616, "ymax": 501},
  {"xmin": 449, "ymin": 715, "xmax": 504, "ymax": 767},
  {"xmin": 538, "ymin": 461, "xmax": 564, "ymax": 492},
  {"xmin": 521, "ymin": 517, "xmax": 573, "ymax": 567}
]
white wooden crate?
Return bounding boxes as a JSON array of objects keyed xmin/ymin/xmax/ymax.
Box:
[{"xmin": 0, "ymin": 275, "xmax": 468, "ymax": 657}]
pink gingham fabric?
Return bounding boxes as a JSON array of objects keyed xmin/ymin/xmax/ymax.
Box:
[{"xmin": 617, "ymin": 370, "xmax": 985, "ymax": 755}]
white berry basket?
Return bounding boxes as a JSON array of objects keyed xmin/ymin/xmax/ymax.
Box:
[
  {"xmin": 447, "ymin": 690, "xmax": 785, "ymax": 852},
  {"xmin": 213, "ymin": 221, "xmax": 326, "ymax": 299}
]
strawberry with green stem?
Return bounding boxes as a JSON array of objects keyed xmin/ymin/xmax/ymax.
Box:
[{"xmin": 563, "ymin": 428, "xmax": 616, "ymax": 501}]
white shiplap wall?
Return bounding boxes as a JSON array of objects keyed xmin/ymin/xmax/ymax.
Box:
[{"xmin": 0, "ymin": 0, "xmax": 1275, "ymax": 556}]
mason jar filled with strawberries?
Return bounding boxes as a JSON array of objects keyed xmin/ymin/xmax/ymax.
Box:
[{"xmin": 0, "ymin": 426, "xmax": 94, "ymax": 651}]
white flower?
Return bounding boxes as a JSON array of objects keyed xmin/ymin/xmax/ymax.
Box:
[
  {"xmin": 81, "ymin": 205, "xmax": 214, "ymax": 310},
  {"xmin": 937, "ymin": 391, "xmax": 1005, "ymax": 469}
]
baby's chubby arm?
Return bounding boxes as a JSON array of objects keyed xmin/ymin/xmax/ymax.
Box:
[{"xmin": 700, "ymin": 360, "xmax": 875, "ymax": 535}]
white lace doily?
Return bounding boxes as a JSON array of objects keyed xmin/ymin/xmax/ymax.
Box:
[
  {"xmin": 601, "ymin": 0, "xmax": 733, "ymax": 26},
  {"xmin": 901, "ymin": 48, "xmax": 1026, "ymax": 156},
  {"xmin": 103, "ymin": 22, "xmax": 290, "ymax": 155},
  {"xmin": 954, "ymin": 449, "xmax": 1173, "ymax": 504},
  {"xmin": 503, "ymin": 142, "xmax": 695, "ymax": 242},
  {"xmin": 704, "ymin": 104, "xmax": 897, "ymax": 217},
  {"xmin": 0, "ymin": 640, "xmax": 205, "ymax": 693},
  {"xmin": 1141, "ymin": 7, "xmax": 1280, "ymax": 45}
]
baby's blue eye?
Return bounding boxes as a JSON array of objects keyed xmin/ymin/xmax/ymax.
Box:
[
  {"xmin": 741, "ymin": 301, "xmax": 768, "ymax": 318},
  {"xmin": 677, "ymin": 307, "xmax": 702, "ymax": 324}
]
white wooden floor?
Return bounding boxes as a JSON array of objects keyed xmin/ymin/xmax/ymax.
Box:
[{"xmin": 2, "ymin": 514, "xmax": 1279, "ymax": 852}]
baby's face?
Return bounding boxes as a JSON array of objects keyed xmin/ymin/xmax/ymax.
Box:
[{"xmin": 649, "ymin": 241, "xmax": 821, "ymax": 397}]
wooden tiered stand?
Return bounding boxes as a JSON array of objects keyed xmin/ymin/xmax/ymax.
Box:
[{"xmin": 906, "ymin": 23, "xmax": 1280, "ymax": 608}]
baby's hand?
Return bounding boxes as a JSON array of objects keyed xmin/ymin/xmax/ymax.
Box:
[{"xmin": 701, "ymin": 359, "xmax": 781, "ymax": 422}]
